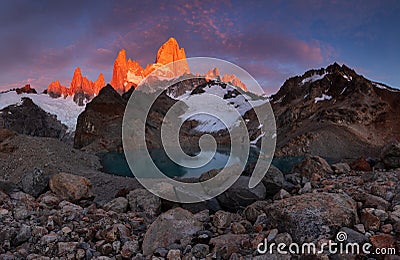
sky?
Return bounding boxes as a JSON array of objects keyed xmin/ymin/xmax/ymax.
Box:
[{"xmin": 0, "ymin": 0, "xmax": 399, "ymax": 95}]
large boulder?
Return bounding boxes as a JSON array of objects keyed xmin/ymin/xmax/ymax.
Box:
[
  {"xmin": 142, "ymin": 207, "xmax": 203, "ymax": 256},
  {"xmin": 381, "ymin": 141, "xmax": 400, "ymax": 169},
  {"xmin": 49, "ymin": 173, "xmax": 92, "ymax": 201},
  {"xmin": 248, "ymin": 192, "xmax": 358, "ymax": 243},
  {"xmin": 216, "ymin": 176, "xmax": 266, "ymax": 211}
]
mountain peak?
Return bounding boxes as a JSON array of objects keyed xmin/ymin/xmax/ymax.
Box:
[{"xmin": 155, "ymin": 37, "xmax": 190, "ymax": 76}]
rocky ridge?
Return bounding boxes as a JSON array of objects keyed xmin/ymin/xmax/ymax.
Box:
[{"xmin": 271, "ymin": 63, "xmax": 400, "ymax": 159}]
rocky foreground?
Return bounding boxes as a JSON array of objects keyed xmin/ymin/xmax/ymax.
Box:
[{"xmin": 1, "ymin": 143, "xmax": 400, "ymax": 259}]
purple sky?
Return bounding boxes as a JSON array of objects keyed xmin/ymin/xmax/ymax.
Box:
[{"xmin": 0, "ymin": 0, "xmax": 399, "ymax": 94}]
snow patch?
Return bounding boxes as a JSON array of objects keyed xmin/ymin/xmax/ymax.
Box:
[
  {"xmin": 301, "ymin": 73, "xmax": 327, "ymax": 84},
  {"xmin": 342, "ymin": 74, "xmax": 352, "ymax": 81},
  {"xmin": 340, "ymin": 87, "xmax": 347, "ymax": 95},
  {"xmin": 373, "ymin": 83, "xmax": 400, "ymax": 92},
  {"xmin": 178, "ymin": 83, "xmax": 268, "ymax": 133},
  {"xmin": 314, "ymin": 94, "xmax": 332, "ymax": 103},
  {"xmin": 250, "ymin": 132, "xmax": 265, "ymax": 145},
  {"xmin": 0, "ymin": 92, "xmax": 85, "ymax": 132}
]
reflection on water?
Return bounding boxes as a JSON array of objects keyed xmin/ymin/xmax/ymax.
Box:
[{"xmin": 99, "ymin": 147, "xmax": 306, "ymax": 178}]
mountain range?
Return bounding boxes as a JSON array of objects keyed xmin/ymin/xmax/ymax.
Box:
[
  {"xmin": 0, "ymin": 38, "xmax": 399, "ymax": 161},
  {"xmin": 45, "ymin": 37, "xmax": 247, "ymax": 105}
]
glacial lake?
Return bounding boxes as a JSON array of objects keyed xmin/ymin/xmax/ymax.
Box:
[{"xmin": 98, "ymin": 148, "xmax": 307, "ymax": 178}]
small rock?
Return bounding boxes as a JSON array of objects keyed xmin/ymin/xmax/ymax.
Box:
[
  {"xmin": 19, "ymin": 168, "xmax": 49, "ymax": 197},
  {"xmin": 127, "ymin": 189, "xmax": 161, "ymax": 216},
  {"xmin": 274, "ymin": 232, "xmax": 292, "ymax": 245},
  {"xmin": 191, "ymin": 244, "xmax": 209, "ymax": 258},
  {"xmin": 41, "ymin": 232, "xmax": 58, "ymax": 244},
  {"xmin": 337, "ymin": 227, "xmax": 368, "ymax": 244},
  {"xmin": 103, "ymin": 197, "xmax": 128, "ymax": 213},
  {"xmin": 101, "ymin": 243, "xmax": 113, "ymax": 255},
  {"xmin": 58, "ymin": 242, "xmax": 78, "ymax": 256},
  {"xmin": 213, "ymin": 210, "xmax": 231, "ymax": 229},
  {"xmin": 361, "ymin": 209, "xmax": 380, "ymax": 232},
  {"xmin": 121, "ymin": 240, "xmax": 139, "ymax": 258},
  {"xmin": 154, "ymin": 247, "xmax": 169, "ymax": 257},
  {"xmin": 381, "ymin": 141, "xmax": 400, "ymax": 169},
  {"xmin": 76, "ymin": 249, "xmax": 85, "ymax": 259},
  {"xmin": 364, "ymin": 194, "xmax": 390, "ymax": 211},
  {"xmin": 331, "ymin": 163, "xmax": 351, "ymax": 174},
  {"xmin": 369, "ymin": 234, "xmax": 396, "ymax": 249},
  {"xmin": 61, "ymin": 226, "xmax": 72, "ymax": 234},
  {"xmin": 261, "ymin": 165, "xmax": 284, "ymax": 196},
  {"xmin": 231, "ymin": 222, "xmax": 246, "ymax": 234},
  {"xmin": 373, "ymin": 209, "xmax": 388, "ymax": 222},
  {"xmin": 353, "ymin": 224, "xmax": 366, "ymax": 234},
  {"xmin": 193, "ymin": 210, "xmax": 210, "ymax": 222},
  {"xmin": 49, "ymin": 172, "xmax": 92, "ymax": 201},
  {"xmin": 209, "ymin": 234, "xmax": 249, "ymax": 259},
  {"xmin": 12, "ymin": 224, "xmax": 31, "ymax": 246},
  {"xmin": 166, "ymin": 249, "xmax": 181, "ymax": 260},
  {"xmin": 298, "ymin": 182, "xmax": 312, "ymax": 194},
  {"xmin": 381, "ymin": 223, "xmax": 393, "ymax": 233},
  {"xmin": 273, "ymin": 189, "xmax": 290, "ymax": 200},
  {"xmin": 267, "ymin": 229, "xmax": 278, "ymax": 242}
]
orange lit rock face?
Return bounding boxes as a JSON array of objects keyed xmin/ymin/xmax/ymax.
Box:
[
  {"xmin": 206, "ymin": 68, "xmax": 248, "ymax": 91},
  {"xmin": 46, "ymin": 67, "xmax": 105, "ymax": 99},
  {"xmin": 110, "ymin": 38, "xmax": 190, "ymax": 93},
  {"xmin": 155, "ymin": 37, "xmax": 190, "ymax": 76},
  {"xmin": 110, "ymin": 49, "xmax": 144, "ymax": 93},
  {"xmin": 47, "ymin": 81, "xmax": 68, "ymax": 98},
  {"xmin": 93, "ymin": 73, "xmax": 106, "ymax": 95},
  {"xmin": 221, "ymin": 74, "xmax": 248, "ymax": 91},
  {"xmin": 46, "ymin": 37, "xmax": 247, "ymax": 99}
]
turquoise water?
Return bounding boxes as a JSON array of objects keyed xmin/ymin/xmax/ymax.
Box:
[{"xmin": 99, "ymin": 148, "xmax": 306, "ymax": 178}]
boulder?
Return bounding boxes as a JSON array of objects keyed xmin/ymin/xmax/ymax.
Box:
[
  {"xmin": 292, "ymin": 156, "xmax": 333, "ymax": 179},
  {"xmin": 142, "ymin": 207, "xmax": 203, "ymax": 256},
  {"xmin": 19, "ymin": 168, "xmax": 49, "ymax": 197},
  {"xmin": 255, "ymin": 192, "xmax": 358, "ymax": 243},
  {"xmin": 261, "ymin": 165, "xmax": 284, "ymax": 196},
  {"xmin": 49, "ymin": 173, "xmax": 92, "ymax": 201},
  {"xmin": 349, "ymin": 157, "xmax": 372, "ymax": 171},
  {"xmin": 381, "ymin": 141, "xmax": 400, "ymax": 169},
  {"xmin": 216, "ymin": 176, "xmax": 266, "ymax": 211},
  {"xmin": 126, "ymin": 189, "xmax": 161, "ymax": 216},
  {"xmin": 103, "ymin": 197, "xmax": 128, "ymax": 213}
]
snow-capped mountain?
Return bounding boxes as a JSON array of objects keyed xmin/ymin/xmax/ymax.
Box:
[
  {"xmin": 0, "ymin": 90, "xmax": 85, "ymax": 133},
  {"xmin": 271, "ymin": 62, "xmax": 400, "ymax": 159}
]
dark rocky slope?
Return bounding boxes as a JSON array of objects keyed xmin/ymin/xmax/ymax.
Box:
[
  {"xmin": 271, "ymin": 63, "xmax": 400, "ymax": 159},
  {"xmin": 0, "ymin": 98, "xmax": 67, "ymax": 139}
]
